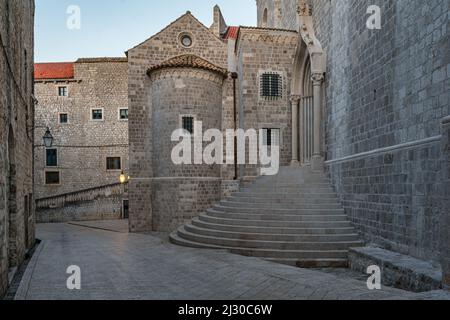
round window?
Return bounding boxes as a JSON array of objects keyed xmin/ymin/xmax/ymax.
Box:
[{"xmin": 181, "ymin": 35, "xmax": 193, "ymax": 47}]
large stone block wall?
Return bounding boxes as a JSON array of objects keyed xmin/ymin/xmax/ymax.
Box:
[
  {"xmin": 256, "ymin": 0, "xmax": 450, "ymax": 263},
  {"xmin": 150, "ymin": 69, "xmax": 223, "ymax": 178},
  {"xmin": 0, "ymin": 0, "xmax": 35, "ymax": 297},
  {"xmin": 151, "ymin": 179, "xmax": 221, "ymax": 232},
  {"xmin": 34, "ymin": 60, "xmax": 129, "ymax": 199},
  {"xmin": 236, "ymin": 28, "xmax": 298, "ymax": 178}
]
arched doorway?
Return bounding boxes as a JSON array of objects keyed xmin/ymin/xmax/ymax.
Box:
[
  {"xmin": 8, "ymin": 125, "xmax": 17, "ymax": 267},
  {"xmin": 290, "ymin": 7, "xmax": 326, "ymax": 170}
]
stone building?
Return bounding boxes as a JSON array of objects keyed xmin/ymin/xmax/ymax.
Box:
[
  {"xmin": 34, "ymin": 58, "xmax": 129, "ymax": 222},
  {"xmin": 0, "ymin": 0, "xmax": 35, "ymax": 297},
  {"xmin": 127, "ymin": 1, "xmax": 449, "ymax": 288}
]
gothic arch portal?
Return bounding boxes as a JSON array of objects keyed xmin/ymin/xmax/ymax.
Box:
[{"xmin": 290, "ymin": 1, "xmax": 326, "ymax": 169}]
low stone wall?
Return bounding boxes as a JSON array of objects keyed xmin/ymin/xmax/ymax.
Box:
[
  {"xmin": 326, "ymin": 137, "xmax": 444, "ymax": 263},
  {"xmin": 36, "ymin": 183, "xmax": 127, "ymax": 223},
  {"xmin": 151, "ymin": 178, "xmax": 221, "ymax": 232},
  {"xmin": 349, "ymin": 247, "xmax": 442, "ymax": 293}
]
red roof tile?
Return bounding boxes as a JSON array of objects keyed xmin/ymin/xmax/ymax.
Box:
[
  {"xmin": 223, "ymin": 26, "xmax": 239, "ymax": 40},
  {"xmin": 34, "ymin": 63, "xmax": 74, "ymax": 80},
  {"xmin": 147, "ymin": 54, "xmax": 228, "ymax": 77}
]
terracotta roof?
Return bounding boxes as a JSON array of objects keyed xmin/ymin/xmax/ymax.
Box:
[
  {"xmin": 223, "ymin": 26, "xmax": 239, "ymax": 40},
  {"xmin": 34, "ymin": 63, "xmax": 74, "ymax": 80},
  {"xmin": 147, "ymin": 54, "xmax": 228, "ymax": 77}
]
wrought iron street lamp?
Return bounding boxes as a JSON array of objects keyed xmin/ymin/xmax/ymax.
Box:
[{"xmin": 42, "ymin": 127, "xmax": 54, "ymax": 148}]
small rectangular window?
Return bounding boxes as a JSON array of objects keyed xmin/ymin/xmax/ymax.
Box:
[
  {"xmin": 45, "ymin": 171, "xmax": 60, "ymax": 185},
  {"xmin": 182, "ymin": 116, "xmax": 194, "ymax": 134},
  {"xmin": 119, "ymin": 108, "xmax": 128, "ymax": 120},
  {"xmin": 59, "ymin": 113, "xmax": 68, "ymax": 124},
  {"xmin": 260, "ymin": 73, "xmax": 282, "ymax": 99},
  {"xmin": 262, "ymin": 128, "xmax": 280, "ymax": 147},
  {"xmin": 58, "ymin": 86, "xmax": 67, "ymax": 97},
  {"xmin": 106, "ymin": 157, "xmax": 121, "ymax": 171},
  {"xmin": 46, "ymin": 149, "xmax": 58, "ymax": 167},
  {"xmin": 91, "ymin": 109, "xmax": 103, "ymax": 121}
]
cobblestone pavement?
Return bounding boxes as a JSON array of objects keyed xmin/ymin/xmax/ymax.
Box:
[{"xmin": 14, "ymin": 222, "xmax": 450, "ymax": 300}]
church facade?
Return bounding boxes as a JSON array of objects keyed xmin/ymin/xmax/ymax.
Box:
[{"xmin": 127, "ymin": 0, "xmax": 449, "ymax": 286}]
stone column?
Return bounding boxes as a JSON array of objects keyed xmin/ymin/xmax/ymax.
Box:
[
  {"xmin": 290, "ymin": 95, "xmax": 301, "ymax": 166},
  {"xmin": 442, "ymin": 116, "xmax": 450, "ymax": 290},
  {"xmin": 311, "ymin": 73, "xmax": 325, "ymax": 171}
]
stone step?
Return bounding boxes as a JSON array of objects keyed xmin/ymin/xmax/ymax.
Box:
[
  {"xmin": 228, "ymin": 196, "xmax": 339, "ymax": 205},
  {"xmin": 199, "ymin": 213, "xmax": 353, "ymax": 228},
  {"xmin": 267, "ymin": 258, "xmax": 349, "ymax": 268},
  {"xmin": 251, "ymin": 181, "xmax": 332, "ymax": 187},
  {"xmin": 170, "ymin": 233, "xmax": 351, "ymax": 259},
  {"xmin": 192, "ymin": 218, "xmax": 356, "ymax": 235},
  {"xmin": 220, "ymin": 200, "xmax": 343, "ymax": 210},
  {"xmin": 177, "ymin": 226, "xmax": 363, "ymax": 251},
  {"xmin": 231, "ymin": 192, "xmax": 338, "ymax": 199},
  {"xmin": 239, "ymin": 188, "xmax": 335, "ymax": 194},
  {"xmin": 184, "ymin": 223, "xmax": 361, "ymax": 243},
  {"xmin": 207, "ymin": 209, "xmax": 348, "ymax": 222},
  {"xmin": 212, "ymin": 205, "xmax": 345, "ymax": 215}
]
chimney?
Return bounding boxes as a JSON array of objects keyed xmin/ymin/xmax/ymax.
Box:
[{"xmin": 210, "ymin": 5, "xmax": 228, "ymax": 38}]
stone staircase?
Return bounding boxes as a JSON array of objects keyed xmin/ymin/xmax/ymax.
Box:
[{"xmin": 170, "ymin": 167, "xmax": 363, "ymax": 268}]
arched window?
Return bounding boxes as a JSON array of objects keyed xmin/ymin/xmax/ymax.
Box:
[{"xmin": 262, "ymin": 8, "xmax": 268, "ymax": 27}]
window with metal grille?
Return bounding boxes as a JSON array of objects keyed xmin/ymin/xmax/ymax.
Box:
[
  {"xmin": 260, "ymin": 73, "xmax": 282, "ymax": 99},
  {"xmin": 182, "ymin": 116, "xmax": 194, "ymax": 134},
  {"xmin": 46, "ymin": 149, "xmax": 58, "ymax": 167}
]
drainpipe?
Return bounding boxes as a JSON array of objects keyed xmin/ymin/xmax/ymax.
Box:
[{"xmin": 231, "ymin": 72, "xmax": 238, "ymax": 180}]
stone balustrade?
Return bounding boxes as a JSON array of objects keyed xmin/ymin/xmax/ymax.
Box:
[{"xmin": 36, "ymin": 183, "xmax": 128, "ymax": 223}]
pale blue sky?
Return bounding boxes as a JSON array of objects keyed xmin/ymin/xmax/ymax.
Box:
[{"xmin": 35, "ymin": 0, "xmax": 257, "ymax": 62}]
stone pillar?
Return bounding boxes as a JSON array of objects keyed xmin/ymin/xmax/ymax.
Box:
[
  {"xmin": 311, "ymin": 73, "xmax": 325, "ymax": 171},
  {"xmin": 442, "ymin": 116, "xmax": 450, "ymax": 290},
  {"xmin": 290, "ymin": 95, "xmax": 301, "ymax": 166}
]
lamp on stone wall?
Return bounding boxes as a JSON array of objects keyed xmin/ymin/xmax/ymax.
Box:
[
  {"xmin": 42, "ymin": 127, "xmax": 54, "ymax": 148},
  {"xmin": 119, "ymin": 170, "xmax": 127, "ymax": 184}
]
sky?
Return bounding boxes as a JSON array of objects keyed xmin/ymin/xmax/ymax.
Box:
[{"xmin": 35, "ymin": 0, "xmax": 257, "ymax": 62}]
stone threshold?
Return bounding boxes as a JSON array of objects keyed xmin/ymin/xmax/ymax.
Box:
[{"xmin": 349, "ymin": 246, "xmax": 443, "ymax": 293}]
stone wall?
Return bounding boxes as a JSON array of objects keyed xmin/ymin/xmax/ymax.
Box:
[
  {"xmin": 127, "ymin": 12, "xmax": 229, "ymax": 232},
  {"xmin": 0, "ymin": 0, "xmax": 35, "ymax": 297},
  {"xmin": 34, "ymin": 59, "xmax": 129, "ymax": 199},
  {"xmin": 255, "ymin": 0, "xmax": 450, "ymax": 264},
  {"xmin": 236, "ymin": 27, "xmax": 298, "ymax": 178}
]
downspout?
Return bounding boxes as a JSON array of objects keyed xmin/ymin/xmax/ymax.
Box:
[{"xmin": 231, "ymin": 72, "xmax": 238, "ymax": 180}]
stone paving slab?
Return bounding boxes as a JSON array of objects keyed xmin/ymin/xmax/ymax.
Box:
[{"xmin": 14, "ymin": 223, "xmax": 450, "ymax": 300}]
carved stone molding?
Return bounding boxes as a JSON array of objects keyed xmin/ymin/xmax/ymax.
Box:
[
  {"xmin": 290, "ymin": 95, "xmax": 302, "ymax": 103},
  {"xmin": 297, "ymin": 0, "xmax": 312, "ymax": 17},
  {"xmin": 311, "ymin": 73, "xmax": 325, "ymax": 85}
]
